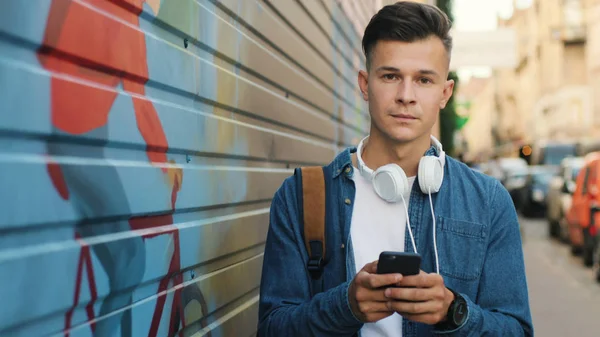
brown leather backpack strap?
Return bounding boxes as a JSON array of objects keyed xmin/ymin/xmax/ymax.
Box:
[{"xmin": 300, "ymin": 166, "xmax": 326, "ymax": 278}]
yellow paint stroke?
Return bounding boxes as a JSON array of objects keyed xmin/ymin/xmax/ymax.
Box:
[
  {"xmin": 146, "ymin": 0, "xmax": 162, "ymax": 15},
  {"xmin": 163, "ymin": 159, "xmax": 183, "ymax": 209}
]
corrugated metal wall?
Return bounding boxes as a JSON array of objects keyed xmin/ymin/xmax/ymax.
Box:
[{"xmin": 0, "ymin": 0, "xmax": 376, "ymax": 336}]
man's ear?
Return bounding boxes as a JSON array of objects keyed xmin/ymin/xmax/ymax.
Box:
[
  {"xmin": 358, "ymin": 70, "xmax": 369, "ymax": 101},
  {"xmin": 440, "ymin": 78, "xmax": 455, "ymax": 109}
]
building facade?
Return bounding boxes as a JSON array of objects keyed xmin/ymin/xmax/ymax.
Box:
[
  {"xmin": 463, "ymin": 0, "xmax": 599, "ymax": 160},
  {"xmin": 457, "ymin": 77, "xmax": 497, "ymax": 160}
]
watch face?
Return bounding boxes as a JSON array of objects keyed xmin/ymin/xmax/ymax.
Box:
[{"xmin": 452, "ymin": 300, "xmax": 468, "ymax": 325}]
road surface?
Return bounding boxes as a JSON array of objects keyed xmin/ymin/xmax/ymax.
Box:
[{"xmin": 521, "ymin": 216, "xmax": 600, "ymax": 336}]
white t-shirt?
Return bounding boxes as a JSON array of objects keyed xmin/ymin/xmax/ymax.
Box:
[{"xmin": 350, "ymin": 166, "xmax": 416, "ymax": 337}]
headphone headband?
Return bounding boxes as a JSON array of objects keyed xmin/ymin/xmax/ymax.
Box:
[
  {"xmin": 356, "ymin": 136, "xmax": 373, "ymax": 179},
  {"xmin": 430, "ymin": 135, "xmax": 446, "ymax": 168}
]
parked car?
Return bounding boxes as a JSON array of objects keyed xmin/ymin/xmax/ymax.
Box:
[
  {"xmin": 503, "ymin": 165, "xmax": 529, "ymax": 209},
  {"xmin": 530, "ymin": 141, "xmax": 578, "ymax": 166},
  {"xmin": 481, "ymin": 157, "xmax": 530, "ymax": 208},
  {"xmin": 519, "ymin": 165, "xmax": 559, "ymax": 217},
  {"xmin": 566, "ymin": 152, "xmax": 600, "ymax": 265},
  {"xmin": 547, "ymin": 157, "xmax": 584, "ymax": 240}
]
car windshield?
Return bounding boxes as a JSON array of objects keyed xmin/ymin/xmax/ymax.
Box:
[{"xmin": 541, "ymin": 145, "xmax": 577, "ymax": 165}]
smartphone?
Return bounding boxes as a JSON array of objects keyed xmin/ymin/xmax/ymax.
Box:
[{"xmin": 376, "ymin": 251, "xmax": 421, "ymax": 276}]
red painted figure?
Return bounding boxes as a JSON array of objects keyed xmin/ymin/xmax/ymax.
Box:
[
  {"xmin": 38, "ymin": 0, "xmax": 168, "ymax": 166},
  {"xmin": 37, "ymin": 0, "xmax": 195, "ymax": 336}
]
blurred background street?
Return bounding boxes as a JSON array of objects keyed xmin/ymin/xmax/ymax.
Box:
[
  {"xmin": 451, "ymin": 1, "xmax": 600, "ymax": 333},
  {"xmin": 523, "ymin": 216, "xmax": 600, "ymax": 337}
]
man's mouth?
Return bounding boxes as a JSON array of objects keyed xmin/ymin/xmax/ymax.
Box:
[{"xmin": 391, "ymin": 113, "xmax": 417, "ymax": 120}]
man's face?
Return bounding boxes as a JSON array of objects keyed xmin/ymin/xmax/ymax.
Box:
[{"xmin": 358, "ymin": 36, "xmax": 454, "ymax": 144}]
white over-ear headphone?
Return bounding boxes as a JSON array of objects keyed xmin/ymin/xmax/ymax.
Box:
[{"xmin": 355, "ymin": 135, "xmax": 446, "ymax": 202}]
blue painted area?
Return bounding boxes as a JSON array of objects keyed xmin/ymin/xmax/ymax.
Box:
[
  {"xmin": 0, "ymin": 1, "xmax": 52, "ymax": 44},
  {"xmin": 330, "ymin": 3, "xmax": 369, "ymax": 145},
  {"xmin": 0, "ymin": 5, "xmax": 80, "ymax": 336}
]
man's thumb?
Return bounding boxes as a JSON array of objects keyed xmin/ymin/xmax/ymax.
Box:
[{"xmin": 364, "ymin": 260, "xmax": 379, "ymax": 274}]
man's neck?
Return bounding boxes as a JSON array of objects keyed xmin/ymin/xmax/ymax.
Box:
[{"xmin": 360, "ymin": 132, "xmax": 431, "ymax": 177}]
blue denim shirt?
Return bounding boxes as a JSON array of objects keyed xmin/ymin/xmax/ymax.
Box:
[{"xmin": 258, "ymin": 146, "xmax": 533, "ymax": 337}]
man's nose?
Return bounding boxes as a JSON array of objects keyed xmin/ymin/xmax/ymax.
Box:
[{"xmin": 395, "ymin": 80, "xmax": 417, "ymax": 105}]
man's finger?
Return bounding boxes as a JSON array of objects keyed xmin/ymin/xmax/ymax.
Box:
[
  {"xmin": 363, "ymin": 260, "xmax": 379, "ymax": 274},
  {"xmin": 398, "ymin": 271, "xmax": 442, "ymax": 288},
  {"xmin": 355, "ymin": 287, "xmax": 391, "ymax": 303},
  {"xmin": 361, "ymin": 273, "xmax": 403, "ymax": 289},
  {"xmin": 384, "ymin": 286, "xmax": 432, "ymax": 302}
]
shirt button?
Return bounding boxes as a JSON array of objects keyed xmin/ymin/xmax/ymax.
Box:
[
  {"xmin": 344, "ymin": 198, "xmax": 351, "ymax": 205},
  {"xmin": 345, "ymin": 166, "xmax": 351, "ymax": 174},
  {"xmin": 341, "ymin": 243, "xmax": 345, "ymax": 249}
]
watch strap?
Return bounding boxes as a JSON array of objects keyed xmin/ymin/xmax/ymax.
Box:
[{"xmin": 435, "ymin": 287, "xmax": 467, "ymax": 331}]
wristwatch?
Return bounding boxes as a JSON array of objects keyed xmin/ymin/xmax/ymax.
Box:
[{"xmin": 436, "ymin": 287, "xmax": 468, "ymax": 331}]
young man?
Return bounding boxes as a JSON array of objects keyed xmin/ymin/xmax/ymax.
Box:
[{"xmin": 258, "ymin": 2, "xmax": 533, "ymax": 336}]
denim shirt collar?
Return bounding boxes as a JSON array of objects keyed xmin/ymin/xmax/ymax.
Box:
[{"xmin": 330, "ymin": 144, "xmax": 440, "ymax": 179}]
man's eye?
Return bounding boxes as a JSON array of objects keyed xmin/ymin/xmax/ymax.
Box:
[
  {"xmin": 383, "ymin": 74, "xmax": 397, "ymax": 80},
  {"xmin": 420, "ymin": 78, "xmax": 432, "ymax": 84}
]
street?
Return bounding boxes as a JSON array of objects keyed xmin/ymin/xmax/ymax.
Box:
[{"xmin": 521, "ymin": 216, "xmax": 600, "ymax": 336}]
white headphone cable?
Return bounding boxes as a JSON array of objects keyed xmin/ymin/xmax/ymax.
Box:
[
  {"xmin": 400, "ymin": 193, "xmax": 418, "ymax": 255},
  {"xmin": 428, "ymin": 187, "xmax": 440, "ymax": 275}
]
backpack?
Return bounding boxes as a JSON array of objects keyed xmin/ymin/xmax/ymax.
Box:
[{"xmin": 296, "ymin": 166, "xmax": 328, "ymax": 297}]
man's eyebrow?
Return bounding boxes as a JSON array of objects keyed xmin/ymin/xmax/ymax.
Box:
[
  {"xmin": 375, "ymin": 66, "xmax": 401, "ymax": 73},
  {"xmin": 375, "ymin": 66, "xmax": 440, "ymax": 78},
  {"xmin": 418, "ymin": 69, "xmax": 440, "ymax": 77}
]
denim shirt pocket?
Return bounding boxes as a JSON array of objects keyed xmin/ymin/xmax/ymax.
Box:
[{"xmin": 436, "ymin": 216, "xmax": 487, "ymax": 282}]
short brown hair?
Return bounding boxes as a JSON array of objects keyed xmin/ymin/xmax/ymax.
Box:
[{"xmin": 362, "ymin": 1, "xmax": 453, "ymax": 70}]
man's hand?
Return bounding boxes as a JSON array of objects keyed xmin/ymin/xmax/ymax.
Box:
[
  {"xmin": 348, "ymin": 261, "xmax": 403, "ymax": 323},
  {"xmin": 384, "ymin": 271, "xmax": 454, "ymax": 325}
]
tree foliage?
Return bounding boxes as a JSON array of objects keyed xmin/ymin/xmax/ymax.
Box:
[{"xmin": 436, "ymin": 0, "xmax": 459, "ymax": 156}]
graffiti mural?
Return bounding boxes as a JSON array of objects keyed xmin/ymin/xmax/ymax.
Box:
[
  {"xmin": 0, "ymin": 1, "xmax": 216, "ymax": 336},
  {"xmin": 0, "ymin": 0, "xmax": 370, "ymax": 336},
  {"xmin": 36, "ymin": 0, "xmax": 208, "ymax": 336}
]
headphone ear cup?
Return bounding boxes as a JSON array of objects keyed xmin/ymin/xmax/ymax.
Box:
[
  {"xmin": 418, "ymin": 156, "xmax": 444, "ymax": 194},
  {"xmin": 372, "ymin": 164, "xmax": 409, "ymax": 203}
]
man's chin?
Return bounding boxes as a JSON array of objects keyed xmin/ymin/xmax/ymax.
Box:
[
  {"xmin": 387, "ymin": 131, "xmax": 429, "ymax": 144},
  {"xmin": 371, "ymin": 124, "xmax": 432, "ymax": 145}
]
